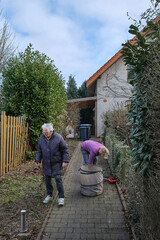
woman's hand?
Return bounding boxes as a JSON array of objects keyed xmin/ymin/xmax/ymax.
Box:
[
  {"xmin": 62, "ymin": 162, "xmax": 68, "ymax": 168},
  {"xmin": 35, "ymin": 162, "xmax": 40, "ymax": 168}
]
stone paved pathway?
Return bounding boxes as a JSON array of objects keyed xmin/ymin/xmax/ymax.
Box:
[{"xmin": 39, "ymin": 141, "xmax": 131, "ymax": 240}]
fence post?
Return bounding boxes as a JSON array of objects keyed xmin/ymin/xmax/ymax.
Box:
[
  {"xmin": 9, "ymin": 115, "xmax": 13, "ymax": 169},
  {"xmin": 6, "ymin": 116, "xmax": 10, "ymax": 172},
  {"xmin": 0, "ymin": 112, "xmax": 3, "ymax": 176},
  {"xmin": 12, "ymin": 116, "xmax": 16, "ymax": 168},
  {"xmin": 1, "ymin": 112, "xmax": 7, "ymax": 176}
]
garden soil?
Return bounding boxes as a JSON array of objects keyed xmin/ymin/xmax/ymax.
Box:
[{"xmin": 0, "ymin": 139, "xmax": 79, "ymax": 240}]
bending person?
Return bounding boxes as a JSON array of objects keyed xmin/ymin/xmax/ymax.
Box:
[{"xmin": 81, "ymin": 140, "xmax": 109, "ymax": 165}]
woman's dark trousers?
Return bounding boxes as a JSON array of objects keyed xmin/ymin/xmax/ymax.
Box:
[{"xmin": 45, "ymin": 175, "xmax": 64, "ymax": 198}]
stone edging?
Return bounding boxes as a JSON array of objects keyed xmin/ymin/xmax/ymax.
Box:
[{"xmin": 115, "ymin": 181, "xmax": 137, "ymax": 240}]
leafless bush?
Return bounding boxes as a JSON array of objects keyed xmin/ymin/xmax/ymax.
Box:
[
  {"xmin": 66, "ymin": 102, "xmax": 80, "ymax": 137},
  {"xmin": 102, "ymin": 103, "xmax": 131, "ymax": 146},
  {"xmin": 0, "ymin": 12, "xmax": 17, "ymax": 72}
]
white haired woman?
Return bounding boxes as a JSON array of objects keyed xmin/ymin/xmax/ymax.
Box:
[{"xmin": 35, "ymin": 123, "xmax": 69, "ymax": 205}]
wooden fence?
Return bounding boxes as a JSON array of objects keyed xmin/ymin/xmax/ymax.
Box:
[{"xmin": 0, "ymin": 111, "xmax": 29, "ymax": 177}]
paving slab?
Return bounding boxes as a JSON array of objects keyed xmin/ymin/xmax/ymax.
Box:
[{"xmin": 39, "ymin": 141, "xmax": 131, "ymax": 240}]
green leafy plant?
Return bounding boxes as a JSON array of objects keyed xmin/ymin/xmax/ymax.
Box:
[
  {"xmin": 1, "ymin": 44, "xmax": 67, "ymax": 149},
  {"xmin": 25, "ymin": 150, "xmax": 37, "ymax": 161},
  {"xmin": 121, "ymin": 6, "xmax": 160, "ymax": 174}
]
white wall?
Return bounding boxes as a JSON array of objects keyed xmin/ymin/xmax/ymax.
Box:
[{"xmin": 96, "ymin": 57, "xmax": 132, "ymax": 137}]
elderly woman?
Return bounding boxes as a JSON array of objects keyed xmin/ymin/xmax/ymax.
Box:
[
  {"xmin": 35, "ymin": 123, "xmax": 69, "ymax": 205},
  {"xmin": 81, "ymin": 140, "xmax": 109, "ymax": 165}
]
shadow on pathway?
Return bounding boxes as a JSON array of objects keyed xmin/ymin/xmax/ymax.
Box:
[{"xmin": 37, "ymin": 140, "xmax": 132, "ymax": 240}]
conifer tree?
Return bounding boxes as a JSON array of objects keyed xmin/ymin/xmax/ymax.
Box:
[
  {"xmin": 78, "ymin": 81, "xmax": 86, "ymax": 98},
  {"xmin": 66, "ymin": 74, "xmax": 78, "ymax": 99}
]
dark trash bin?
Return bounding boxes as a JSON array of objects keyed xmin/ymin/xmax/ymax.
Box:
[{"xmin": 79, "ymin": 124, "xmax": 91, "ymax": 141}]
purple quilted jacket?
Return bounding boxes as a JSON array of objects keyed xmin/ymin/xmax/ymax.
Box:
[{"xmin": 36, "ymin": 131, "xmax": 69, "ymax": 176}]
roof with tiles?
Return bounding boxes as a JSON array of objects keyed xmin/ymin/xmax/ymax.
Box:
[
  {"xmin": 86, "ymin": 14, "xmax": 160, "ymax": 88},
  {"xmin": 86, "ymin": 49, "xmax": 123, "ymax": 88}
]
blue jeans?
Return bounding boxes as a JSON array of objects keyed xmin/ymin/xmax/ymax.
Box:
[
  {"xmin": 45, "ymin": 175, "xmax": 64, "ymax": 198},
  {"xmin": 81, "ymin": 150, "xmax": 98, "ymax": 165}
]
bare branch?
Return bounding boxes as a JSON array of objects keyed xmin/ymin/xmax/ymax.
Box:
[{"xmin": 0, "ymin": 11, "xmax": 17, "ymax": 72}]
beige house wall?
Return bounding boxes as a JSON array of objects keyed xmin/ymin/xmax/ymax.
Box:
[{"xmin": 96, "ymin": 57, "xmax": 132, "ymax": 137}]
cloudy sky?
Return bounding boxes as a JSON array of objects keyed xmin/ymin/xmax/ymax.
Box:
[{"xmin": 1, "ymin": 0, "xmax": 153, "ymax": 87}]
